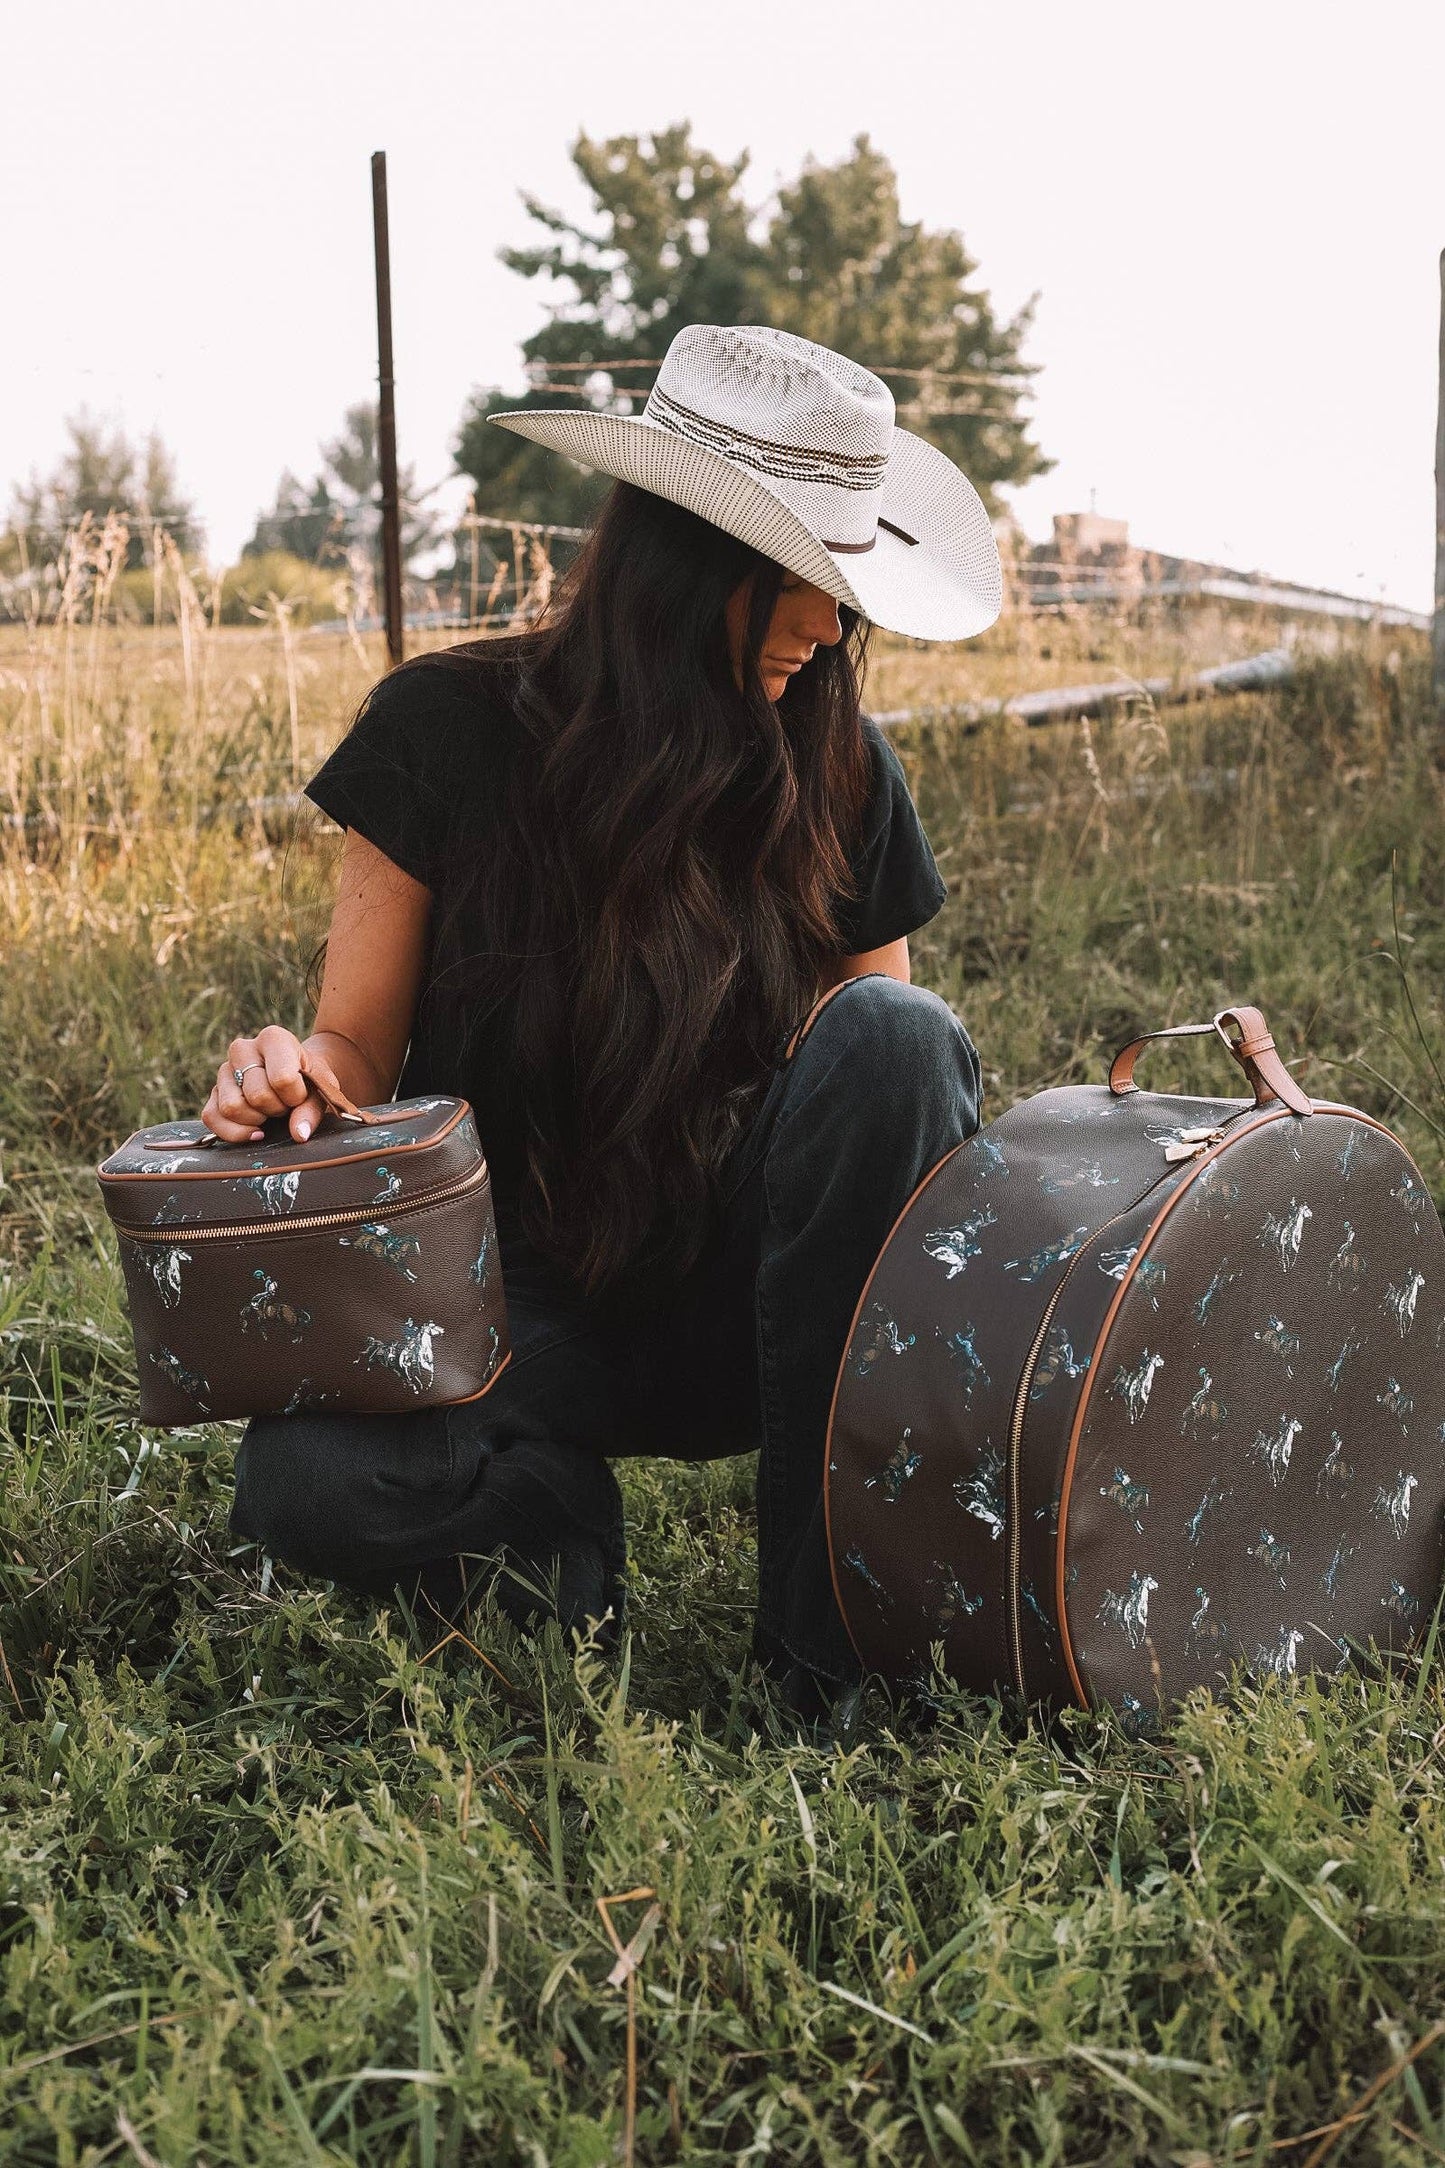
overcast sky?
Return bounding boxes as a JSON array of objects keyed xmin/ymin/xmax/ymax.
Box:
[{"xmin": 5, "ymin": 1, "xmax": 1441, "ymax": 608}]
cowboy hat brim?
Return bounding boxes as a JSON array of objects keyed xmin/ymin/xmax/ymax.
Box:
[{"xmin": 486, "ymin": 407, "xmax": 1001, "ymax": 644}]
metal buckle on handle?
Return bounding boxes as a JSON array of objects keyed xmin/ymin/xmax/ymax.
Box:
[{"xmin": 1211, "ymin": 1009, "xmax": 1244, "ymax": 1058}]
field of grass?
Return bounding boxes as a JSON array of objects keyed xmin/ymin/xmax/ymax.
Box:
[{"xmin": 2, "ymin": 608, "xmax": 1445, "ymax": 2164}]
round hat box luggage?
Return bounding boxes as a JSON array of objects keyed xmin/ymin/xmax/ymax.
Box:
[{"xmin": 824, "ymin": 1005, "xmax": 1445, "ymax": 1726}]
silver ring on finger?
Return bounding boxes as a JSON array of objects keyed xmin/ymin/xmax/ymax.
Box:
[{"xmin": 233, "ymin": 1062, "xmax": 265, "ymax": 1091}]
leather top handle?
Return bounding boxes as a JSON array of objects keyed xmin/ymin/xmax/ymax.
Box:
[
  {"xmin": 296, "ymin": 1047, "xmax": 380, "ymax": 1127},
  {"xmin": 143, "ymin": 1046, "xmax": 381, "ymax": 1150},
  {"xmin": 1109, "ymin": 1004, "xmax": 1314, "ymax": 1117}
]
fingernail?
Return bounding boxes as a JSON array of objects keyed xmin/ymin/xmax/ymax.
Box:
[
  {"xmin": 250, "ymin": 1129, "xmax": 264, "ymax": 1141},
  {"xmin": 295, "ymin": 1119, "xmax": 311, "ymax": 1140}
]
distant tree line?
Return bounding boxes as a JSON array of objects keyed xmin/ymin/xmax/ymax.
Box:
[
  {"xmin": 7, "ymin": 417, "xmax": 202, "ymax": 570},
  {"xmin": 3, "ymin": 125, "xmax": 1048, "ymax": 603}
]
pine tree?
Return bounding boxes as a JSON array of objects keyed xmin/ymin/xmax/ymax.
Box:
[
  {"xmin": 245, "ymin": 404, "xmax": 443, "ymax": 568},
  {"xmin": 9, "ymin": 415, "xmax": 201, "ymax": 568}
]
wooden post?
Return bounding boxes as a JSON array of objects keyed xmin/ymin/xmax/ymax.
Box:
[
  {"xmin": 1435, "ymin": 247, "xmax": 1445, "ymax": 714},
  {"xmin": 371, "ymin": 151, "xmax": 404, "ymax": 669}
]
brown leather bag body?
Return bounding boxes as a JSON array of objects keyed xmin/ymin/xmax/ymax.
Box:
[
  {"xmin": 97, "ymin": 1064, "xmax": 510, "ymax": 1426},
  {"xmin": 825, "ymin": 1005, "xmax": 1445, "ymax": 1725}
]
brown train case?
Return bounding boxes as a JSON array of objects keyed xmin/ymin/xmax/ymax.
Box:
[{"xmin": 97, "ymin": 1061, "xmax": 510, "ymax": 1426}]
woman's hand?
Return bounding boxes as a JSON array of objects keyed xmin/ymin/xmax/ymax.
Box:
[
  {"xmin": 201, "ymin": 828, "xmax": 431, "ymax": 1147},
  {"xmin": 202, "ymin": 1026, "xmax": 346, "ymax": 1145}
]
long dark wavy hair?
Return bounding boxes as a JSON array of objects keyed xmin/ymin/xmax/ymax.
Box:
[{"xmin": 405, "ymin": 481, "xmax": 872, "ymax": 1295}]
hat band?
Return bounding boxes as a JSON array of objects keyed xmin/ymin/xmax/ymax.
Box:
[
  {"xmin": 823, "ymin": 517, "xmax": 920, "ymax": 555},
  {"xmin": 647, "ymin": 384, "xmax": 889, "ymax": 493}
]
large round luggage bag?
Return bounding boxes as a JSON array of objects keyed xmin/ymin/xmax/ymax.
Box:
[{"xmin": 824, "ymin": 1007, "xmax": 1445, "ymax": 1725}]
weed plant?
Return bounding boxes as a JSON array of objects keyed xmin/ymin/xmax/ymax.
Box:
[{"xmin": 0, "ymin": 618, "xmax": 1443, "ymax": 2162}]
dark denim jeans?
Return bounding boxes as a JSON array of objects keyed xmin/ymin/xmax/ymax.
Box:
[{"xmin": 230, "ymin": 973, "xmax": 983, "ymax": 1683}]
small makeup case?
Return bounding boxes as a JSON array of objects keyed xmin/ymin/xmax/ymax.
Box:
[{"xmin": 97, "ymin": 1070, "xmax": 510, "ymax": 1426}]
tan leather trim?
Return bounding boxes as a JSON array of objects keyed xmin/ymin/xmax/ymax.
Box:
[
  {"xmin": 445, "ymin": 1345, "xmax": 514, "ymax": 1404},
  {"xmin": 1217, "ymin": 1003, "xmax": 1315, "ymax": 1117},
  {"xmin": 1108, "ymin": 1021, "xmax": 1219, "ymax": 1094},
  {"xmin": 784, "ymin": 970, "xmax": 901, "ymax": 1062},
  {"xmin": 821, "ymin": 1134, "xmax": 975, "ymax": 1671},
  {"xmin": 296, "ymin": 1045, "xmax": 382, "ymax": 1125},
  {"xmin": 1052, "ymin": 1098, "xmax": 1389, "ymax": 1707},
  {"xmin": 1108, "ymin": 1005, "xmax": 1314, "ymax": 1118},
  {"xmin": 97, "ymin": 1102, "xmax": 472, "ymax": 1183}
]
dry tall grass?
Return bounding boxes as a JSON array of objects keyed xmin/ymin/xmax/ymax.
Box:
[{"xmin": 2, "ymin": 588, "xmax": 1444, "ymax": 2160}]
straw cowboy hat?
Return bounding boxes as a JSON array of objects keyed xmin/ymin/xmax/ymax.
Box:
[{"xmin": 488, "ymin": 323, "xmax": 1002, "ymax": 644}]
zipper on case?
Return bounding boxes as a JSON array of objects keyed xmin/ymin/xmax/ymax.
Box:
[
  {"xmin": 114, "ymin": 1158, "xmax": 490, "ymax": 1244},
  {"xmin": 1003, "ymin": 1102, "xmax": 1261, "ymax": 1695},
  {"xmin": 1162, "ymin": 1125, "xmax": 1229, "ymax": 1163},
  {"xmin": 1005, "ymin": 1204, "xmax": 1133, "ymax": 1698}
]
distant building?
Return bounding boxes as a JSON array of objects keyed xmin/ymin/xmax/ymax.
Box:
[{"xmin": 1008, "ymin": 513, "xmax": 1426, "ymax": 630}]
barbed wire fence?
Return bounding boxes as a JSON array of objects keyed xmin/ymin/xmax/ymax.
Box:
[{"xmin": 0, "ymin": 340, "xmax": 1425, "ymax": 636}]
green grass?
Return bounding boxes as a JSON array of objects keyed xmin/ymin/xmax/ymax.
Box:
[{"xmin": 2, "ymin": 629, "xmax": 1445, "ymax": 2162}]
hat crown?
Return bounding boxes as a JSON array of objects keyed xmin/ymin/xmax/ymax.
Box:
[{"xmin": 643, "ymin": 325, "xmax": 895, "ymax": 544}]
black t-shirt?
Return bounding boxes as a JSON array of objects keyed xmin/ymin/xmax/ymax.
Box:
[{"xmin": 304, "ymin": 649, "xmax": 948, "ymax": 1233}]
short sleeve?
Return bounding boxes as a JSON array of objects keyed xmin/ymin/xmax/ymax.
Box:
[
  {"xmin": 304, "ymin": 661, "xmax": 481, "ymax": 890},
  {"xmin": 832, "ymin": 717, "xmax": 949, "ymax": 954}
]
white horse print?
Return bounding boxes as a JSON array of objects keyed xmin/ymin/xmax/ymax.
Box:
[
  {"xmin": 1109, "ymin": 1348, "xmax": 1163, "ymax": 1425},
  {"xmin": 1382, "ymin": 1579, "xmax": 1421, "ymax": 1624},
  {"xmin": 1254, "ymin": 1626, "xmax": 1304, "ymax": 1678},
  {"xmin": 1259, "ymin": 1198, "xmax": 1312, "ymax": 1271},
  {"xmin": 921, "ymin": 1207, "xmax": 997, "ymax": 1279},
  {"xmin": 139, "ymin": 1243, "xmax": 191, "ymax": 1310},
  {"xmin": 972, "ymin": 1133, "xmax": 1010, "ymax": 1180},
  {"xmin": 1098, "ymin": 1570, "xmax": 1158, "ymax": 1650},
  {"xmin": 358, "ymin": 1316, "xmax": 445, "ymax": 1394},
  {"xmin": 235, "ymin": 1170, "xmax": 301, "ymax": 1216},
  {"xmin": 1383, "ymin": 1268, "xmax": 1425, "ymax": 1337},
  {"xmin": 954, "ymin": 1444, "xmax": 1006, "ymax": 1541},
  {"xmin": 1248, "ymin": 1414, "xmax": 1302, "ymax": 1488},
  {"xmin": 1371, "ymin": 1470, "xmax": 1418, "ymax": 1539}
]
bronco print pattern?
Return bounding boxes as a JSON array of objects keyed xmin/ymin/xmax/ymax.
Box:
[
  {"xmin": 827, "ymin": 1077, "xmax": 1445, "ymax": 1717},
  {"xmin": 100, "ymin": 1093, "xmax": 510, "ymax": 1423}
]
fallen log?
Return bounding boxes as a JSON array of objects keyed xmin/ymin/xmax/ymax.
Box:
[{"xmin": 872, "ymin": 645, "xmax": 1296, "ymax": 732}]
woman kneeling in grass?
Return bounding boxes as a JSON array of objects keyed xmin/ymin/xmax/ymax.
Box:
[{"xmin": 201, "ymin": 324, "xmax": 999, "ymax": 1717}]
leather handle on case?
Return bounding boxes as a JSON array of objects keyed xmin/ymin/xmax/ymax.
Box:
[
  {"xmin": 1109, "ymin": 1003, "xmax": 1314, "ymax": 1116},
  {"xmin": 297, "ymin": 1047, "xmax": 380, "ymax": 1126},
  {"xmin": 145, "ymin": 1048, "xmax": 382, "ymax": 1150}
]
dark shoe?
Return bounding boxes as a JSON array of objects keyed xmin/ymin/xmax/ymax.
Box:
[
  {"xmin": 753, "ymin": 1623, "xmax": 863, "ymax": 1735},
  {"xmin": 416, "ymin": 1539, "xmax": 625, "ymax": 1653}
]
